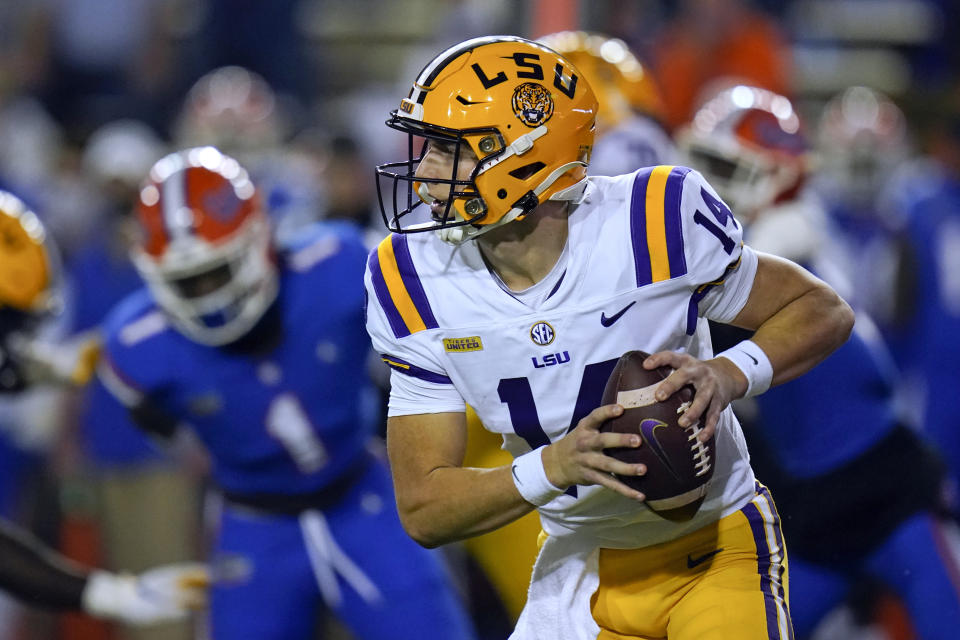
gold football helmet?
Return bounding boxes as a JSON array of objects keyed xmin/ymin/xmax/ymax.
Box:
[
  {"xmin": 537, "ymin": 31, "xmax": 665, "ymax": 131},
  {"xmin": 376, "ymin": 36, "xmax": 598, "ymax": 243},
  {"xmin": 0, "ymin": 191, "xmax": 55, "ymax": 314},
  {"xmin": 0, "ymin": 192, "xmax": 99, "ymax": 390}
]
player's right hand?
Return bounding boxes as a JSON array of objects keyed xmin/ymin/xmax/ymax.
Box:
[
  {"xmin": 542, "ymin": 404, "xmax": 646, "ymax": 501},
  {"xmin": 82, "ymin": 563, "xmax": 209, "ymax": 625}
]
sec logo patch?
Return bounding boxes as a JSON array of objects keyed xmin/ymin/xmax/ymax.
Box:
[{"xmin": 530, "ymin": 321, "xmax": 555, "ymax": 346}]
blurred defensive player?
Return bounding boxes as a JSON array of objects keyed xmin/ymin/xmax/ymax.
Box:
[
  {"xmin": 367, "ymin": 36, "xmax": 854, "ymax": 640},
  {"xmin": 0, "ymin": 190, "xmax": 207, "ymax": 625},
  {"xmin": 98, "ymin": 147, "xmax": 475, "ymax": 640},
  {"xmin": 812, "ymin": 86, "xmax": 913, "ymax": 327},
  {"xmin": 680, "ymin": 84, "xmax": 960, "ymax": 639},
  {"xmin": 173, "ymin": 66, "xmax": 322, "ymax": 242}
]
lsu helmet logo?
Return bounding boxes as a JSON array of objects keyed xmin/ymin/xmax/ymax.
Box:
[{"xmin": 512, "ymin": 83, "xmax": 554, "ymax": 127}]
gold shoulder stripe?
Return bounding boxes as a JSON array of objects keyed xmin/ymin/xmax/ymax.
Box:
[{"xmin": 644, "ymin": 165, "xmax": 674, "ymax": 283}]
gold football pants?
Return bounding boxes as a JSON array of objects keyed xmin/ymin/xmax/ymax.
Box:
[{"xmin": 592, "ymin": 484, "xmax": 792, "ymax": 640}]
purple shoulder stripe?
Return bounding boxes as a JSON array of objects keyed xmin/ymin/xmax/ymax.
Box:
[
  {"xmin": 630, "ymin": 167, "xmax": 655, "ymax": 287},
  {"xmin": 367, "ymin": 248, "xmax": 410, "ymax": 339},
  {"xmin": 663, "ymin": 166, "xmax": 690, "ymax": 278},
  {"xmin": 390, "ymin": 234, "xmax": 438, "ymax": 329}
]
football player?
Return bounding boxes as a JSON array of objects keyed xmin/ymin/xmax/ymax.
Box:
[
  {"xmin": 881, "ymin": 87, "xmax": 960, "ymax": 519},
  {"xmin": 173, "ymin": 66, "xmax": 322, "ymax": 243},
  {"xmin": 458, "ymin": 32, "xmax": 682, "ymax": 624},
  {"xmin": 0, "ymin": 190, "xmax": 207, "ymax": 624},
  {"xmin": 97, "ymin": 147, "xmax": 475, "ymax": 640},
  {"xmin": 811, "ymin": 86, "xmax": 913, "ymax": 326},
  {"xmin": 537, "ymin": 31, "xmax": 678, "ymax": 176},
  {"xmin": 366, "ymin": 36, "xmax": 853, "ymax": 640},
  {"xmin": 680, "ymin": 84, "xmax": 960, "ymax": 639}
]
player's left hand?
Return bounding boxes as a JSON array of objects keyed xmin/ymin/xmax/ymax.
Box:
[
  {"xmin": 82, "ymin": 563, "xmax": 210, "ymax": 625},
  {"xmin": 7, "ymin": 331, "xmax": 101, "ymax": 388},
  {"xmin": 643, "ymin": 351, "xmax": 748, "ymax": 442}
]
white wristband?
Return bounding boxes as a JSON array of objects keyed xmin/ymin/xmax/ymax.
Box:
[
  {"xmin": 716, "ymin": 339, "xmax": 773, "ymax": 398},
  {"xmin": 511, "ymin": 446, "xmax": 564, "ymax": 507}
]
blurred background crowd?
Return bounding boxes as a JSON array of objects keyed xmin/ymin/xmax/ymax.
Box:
[{"xmin": 0, "ymin": 0, "xmax": 959, "ymax": 639}]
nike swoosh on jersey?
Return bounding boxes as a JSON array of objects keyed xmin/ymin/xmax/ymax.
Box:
[
  {"xmin": 600, "ymin": 301, "xmax": 636, "ymax": 327},
  {"xmin": 687, "ymin": 548, "xmax": 723, "ymax": 568}
]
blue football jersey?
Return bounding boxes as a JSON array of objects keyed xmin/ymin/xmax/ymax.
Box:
[
  {"xmin": 753, "ymin": 315, "xmax": 901, "ymax": 478},
  {"xmin": 885, "ymin": 175, "xmax": 960, "ymax": 495},
  {"xmin": 68, "ymin": 232, "xmax": 161, "ymax": 465},
  {"xmin": 99, "ymin": 222, "xmax": 375, "ymax": 496}
]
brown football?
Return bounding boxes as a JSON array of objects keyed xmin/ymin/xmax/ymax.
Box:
[{"xmin": 600, "ymin": 350, "xmax": 715, "ymax": 521}]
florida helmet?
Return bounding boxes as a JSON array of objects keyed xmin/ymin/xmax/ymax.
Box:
[
  {"xmin": 133, "ymin": 146, "xmax": 278, "ymax": 345},
  {"xmin": 376, "ymin": 35, "xmax": 598, "ymax": 244},
  {"xmin": 816, "ymin": 86, "xmax": 909, "ymax": 208},
  {"xmin": 677, "ymin": 85, "xmax": 812, "ymax": 220},
  {"xmin": 173, "ymin": 66, "xmax": 285, "ymax": 154}
]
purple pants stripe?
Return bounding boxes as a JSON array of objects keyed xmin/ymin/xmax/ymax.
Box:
[{"xmin": 744, "ymin": 485, "xmax": 793, "ymax": 639}]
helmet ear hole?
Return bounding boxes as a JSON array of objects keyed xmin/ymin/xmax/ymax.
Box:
[{"xmin": 508, "ymin": 162, "xmax": 546, "ymax": 180}]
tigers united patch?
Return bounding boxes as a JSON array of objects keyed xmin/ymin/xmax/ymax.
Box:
[
  {"xmin": 512, "ymin": 82, "xmax": 554, "ymax": 127},
  {"xmin": 443, "ymin": 336, "xmax": 483, "ymax": 353}
]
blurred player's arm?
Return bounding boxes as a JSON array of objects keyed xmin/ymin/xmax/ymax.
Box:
[
  {"xmin": 97, "ymin": 356, "xmax": 209, "ymax": 471},
  {"xmin": 97, "ymin": 351, "xmax": 180, "ymax": 440},
  {"xmin": 0, "ymin": 518, "xmax": 207, "ymax": 623}
]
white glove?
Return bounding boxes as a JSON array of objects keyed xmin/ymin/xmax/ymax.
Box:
[
  {"xmin": 81, "ymin": 563, "xmax": 209, "ymax": 625},
  {"xmin": 8, "ymin": 331, "xmax": 102, "ymax": 387}
]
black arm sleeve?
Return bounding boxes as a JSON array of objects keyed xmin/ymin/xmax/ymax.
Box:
[
  {"xmin": 128, "ymin": 396, "xmax": 180, "ymax": 440},
  {"xmin": 0, "ymin": 518, "xmax": 89, "ymax": 610}
]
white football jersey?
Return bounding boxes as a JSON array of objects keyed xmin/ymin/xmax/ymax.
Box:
[{"xmin": 364, "ymin": 165, "xmax": 758, "ymax": 549}]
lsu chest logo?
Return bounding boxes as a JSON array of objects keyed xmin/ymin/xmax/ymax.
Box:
[
  {"xmin": 532, "ymin": 351, "xmax": 569, "ymax": 369},
  {"xmin": 529, "ymin": 321, "xmax": 569, "ymax": 369},
  {"xmin": 443, "ymin": 336, "xmax": 483, "ymax": 353}
]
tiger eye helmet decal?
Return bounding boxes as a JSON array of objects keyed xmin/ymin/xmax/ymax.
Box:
[
  {"xmin": 512, "ymin": 83, "xmax": 555, "ymax": 127},
  {"xmin": 376, "ymin": 36, "xmax": 598, "ymax": 244}
]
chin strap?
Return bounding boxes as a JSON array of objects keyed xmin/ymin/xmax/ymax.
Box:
[{"xmin": 437, "ymin": 162, "xmax": 589, "ymax": 245}]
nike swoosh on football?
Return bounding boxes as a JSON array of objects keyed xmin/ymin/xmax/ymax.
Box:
[
  {"xmin": 687, "ymin": 548, "xmax": 723, "ymax": 568},
  {"xmin": 639, "ymin": 419, "xmax": 682, "ymax": 481},
  {"xmin": 600, "ymin": 301, "xmax": 636, "ymax": 327}
]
